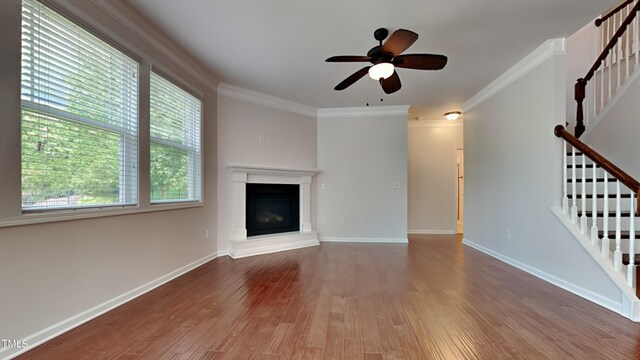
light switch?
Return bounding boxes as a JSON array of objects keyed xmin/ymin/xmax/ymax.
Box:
[{"xmin": 258, "ymin": 135, "xmax": 265, "ymax": 144}]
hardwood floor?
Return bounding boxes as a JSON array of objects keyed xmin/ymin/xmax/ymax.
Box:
[{"xmin": 17, "ymin": 235, "xmax": 640, "ymax": 359}]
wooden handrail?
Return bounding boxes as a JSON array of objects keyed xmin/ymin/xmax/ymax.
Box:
[
  {"xmin": 555, "ymin": 125, "xmax": 640, "ymax": 215},
  {"xmin": 596, "ymin": 0, "xmax": 635, "ymax": 27},
  {"xmin": 585, "ymin": 1, "xmax": 640, "ymax": 83},
  {"xmin": 574, "ymin": 0, "xmax": 640, "ymax": 138}
]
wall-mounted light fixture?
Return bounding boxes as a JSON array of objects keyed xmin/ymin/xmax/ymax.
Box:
[{"xmin": 444, "ymin": 111, "xmax": 462, "ymax": 121}]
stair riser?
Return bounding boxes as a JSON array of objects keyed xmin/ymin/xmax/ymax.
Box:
[
  {"xmin": 603, "ymin": 239, "xmax": 640, "ymax": 254},
  {"xmin": 566, "ymin": 197, "xmax": 636, "ymax": 209},
  {"xmin": 573, "ymin": 217, "xmax": 638, "ymax": 229}
]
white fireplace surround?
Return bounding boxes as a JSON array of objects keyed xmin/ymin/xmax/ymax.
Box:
[{"xmin": 227, "ymin": 164, "xmax": 320, "ymax": 258}]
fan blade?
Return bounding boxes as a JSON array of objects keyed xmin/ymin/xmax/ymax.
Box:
[
  {"xmin": 334, "ymin": 67, "xmax": 370, "ymax": 90},
  {"xmin": 380, "ymin": 71, "xmax": 401, "ymax": 94},
  {"xmin": 326, "ymin": 56, "xmax": 372, "ymax": 62},
  {"xmin": 393, "ymin": 54, "xmax": 448, "ymax": 70},
  {"xmin": 381, "ymin": 29, "xmax": 418, "ymax": 56}
]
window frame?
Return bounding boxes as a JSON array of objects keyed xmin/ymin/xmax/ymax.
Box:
[
  {"xmin": 149, "ymin": 68, "xmax": 203, "ymax": 206},
  {"xmin": 0, "ymin": 0, "xmax": 205, "ymax": 228},
  {"xmin": 20, "ymin": 0, "xmax": 141, "ymax": 212}
]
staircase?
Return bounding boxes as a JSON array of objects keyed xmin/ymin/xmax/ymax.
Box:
[
  {"xmin": 553, "ymin": 0, "xmax": 640, "ymax": 318},
  {"xmin": 558, "ymin": 139, "xmax": 640, "ymax": 296}
]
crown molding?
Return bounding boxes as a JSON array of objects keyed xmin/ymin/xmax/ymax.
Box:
[
  {"xmin": 86, "ymin": 0, "xmax": 218, "ymax": 91},
  {"xmin": 408, "ymin": 121, "xmax": 463, "ymax": 128},
  {"xmin": 217, "ymin": 83, "xmax": 317, "ymax": 118},
  {"xmin": 317, "ymin": 105, "xmax": 411, "ymax": 118},
  {"xmin": 462, "ymin": 38, "xmax": 566, "ymax": 113}
]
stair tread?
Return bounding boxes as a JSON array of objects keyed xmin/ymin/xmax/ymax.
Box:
[
  {"xmin": 622, "ymin": 254, "xmax": 640, "ymax": 266},
  {"xmin": 598, "ymin": 230, "xmax": 640, "ymax": 239},
  {"xmin": 584, "ymin": 211, "xmax": 637, "ymax": 217},
  {"xmin": 567, "ymin": 164, "xmax": 601, "ymax": 168},
  {"xmin": 567, "ymin": 194, "xmax": 632, "ymax": 199},
  {"xmin": 570, "ymin": 178, "xmax": 618, "ymax": 183}
]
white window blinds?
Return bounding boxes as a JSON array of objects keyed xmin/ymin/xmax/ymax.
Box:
[
  {"xmin": 150, "ymin": 71, "xmax": 202, "ymax": 203},
  {"xmin": 20, "ymin": 0, "xmax": 139, "ymax": 210}
]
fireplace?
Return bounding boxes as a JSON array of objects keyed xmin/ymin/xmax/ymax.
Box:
[
  {"xmin": 246, "ymin": 184, "xmax": 299, "ymax": 236},
  {"xmin": 227, "ymin": 164, "xmax": 319, "ymax": 258}
]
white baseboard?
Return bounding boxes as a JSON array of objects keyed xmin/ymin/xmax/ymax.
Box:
[
  {"xmin": 408, "ymin": 230, "xmax": 456, "ymax": 235},
  {"xmin": 0, "ymin": 251, "xmax": 224, "ymax": 360},
  {"xmin": 319, "ymin": 237, "xmax": 408, "ymax": 244},
  {"xmin": 461, "ymin": 238, "xmax": 623, "ymax": 316}
]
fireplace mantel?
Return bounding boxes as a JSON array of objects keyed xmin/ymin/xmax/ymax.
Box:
[{"xmin": 226, "ymin": 164, "xmax": 320, "ymax": 258}]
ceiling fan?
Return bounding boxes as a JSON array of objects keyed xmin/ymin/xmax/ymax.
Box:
[{"xmin": 326, "ymin": 28, "xmax": 448, "ymax": 94}]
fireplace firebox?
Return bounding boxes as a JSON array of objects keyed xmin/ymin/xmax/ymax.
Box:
[{"xmin": 246, "ymin": 184, "xmax": 300, "ymax": 237}]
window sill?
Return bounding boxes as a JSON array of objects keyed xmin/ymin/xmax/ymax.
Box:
[{"xmin": 0, "ymin": 201, "xmax": 203, "ymax": 228}]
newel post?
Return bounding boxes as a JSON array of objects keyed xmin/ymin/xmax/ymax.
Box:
[{"xmin": 575, "ymin": 78, "xmax": 586, "ymax": 139}]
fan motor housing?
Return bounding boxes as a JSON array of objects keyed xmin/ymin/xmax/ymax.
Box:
[{"xmin": 366, "ymin": 46, "xmax": 393, "ymax": 64}]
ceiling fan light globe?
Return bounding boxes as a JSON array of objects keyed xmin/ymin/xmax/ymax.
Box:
[{"xmin": 368, "ymin": 63, "xmax": 394, "ymax": 80}]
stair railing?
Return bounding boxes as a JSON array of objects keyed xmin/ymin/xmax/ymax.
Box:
[
  {"xmin": 574, "ymin": 0, "xmax": 640, "ymax": 138},
  {"xmin": 555, "ymin": 125, "xmax": 639, "ymax": 287},
  {"xmin": 596, "ymin": 0, "xmax": 635, "ymax": 27}
]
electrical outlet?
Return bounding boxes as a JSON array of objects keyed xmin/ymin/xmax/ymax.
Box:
[
  {"xmin": 339, "ymin": 218, "xmax": 345, "ymax": 225},
  {"xmin": 359, "ymin": 218, "xmax": 365, "ymax": 226},
  {"xmin": 321, "ymin": 183, "xmax": 326, "ymax": 190},
  {"xmin": 393, "ymin": 181, "xmax": 401, "ymax": 189},
  {"xmin": 505, "ymin": 230, "xmax": 511, "ymax": 240},
  {"xmin": 258, "ymin": 135, "xmax": 265, "ymax": 144}
]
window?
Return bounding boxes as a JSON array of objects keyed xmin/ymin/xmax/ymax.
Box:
[
  {"xmin": 150, "ymin": 71, "xmax": 202, "ymax": 203},
  {"xmin": 20, "ymin": 0, "xmax": 139, "ymax": 211}
]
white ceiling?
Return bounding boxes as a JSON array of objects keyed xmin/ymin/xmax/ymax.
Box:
[{"xmin": 125, "ymin": 0, "xmax": 611, "ymax": 120}]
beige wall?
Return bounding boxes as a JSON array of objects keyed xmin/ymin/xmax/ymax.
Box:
[
  {"xmin": 216, "ymin": 95, "xmax": 318, "ymax": 251},
  {"xmin": 464, "ymin": 52, "xmax": 623, "ymax": 309},
  {"xmin": 316, "ymin": 114, "xmax": 408, "ymax": 241},
  {"xmin": 408, "ymin": 124, "xmax": 463, "ymax": 233},
  {"xmin": 0, "ymin": 0, "xmax": 218, "ymax": 352}
]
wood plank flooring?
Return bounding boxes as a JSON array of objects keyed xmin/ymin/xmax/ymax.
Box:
[{"xmin": 16, "ymin": 235, "xmax": 640, "ymax": 359}]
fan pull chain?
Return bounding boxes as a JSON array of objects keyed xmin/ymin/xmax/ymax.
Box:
[{"xmin": 365, "ymin": 77, "xmax": 370, "ymax": 106}]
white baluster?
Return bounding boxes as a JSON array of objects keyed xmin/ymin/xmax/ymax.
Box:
[
  {"xmin": 614, "ymin": 180, "xmax": 622, "ymax": 271},
  {"xmin": 601, "ymin": 48, "xmax": 605, "ymax": 113},
  {"xmin": 580, "ymin": 154, "xmax": 588, "ymax": 233},
  {"xmin": 571, "ymin": 147, "xmax": 578, "ymax": 223},
  {"xmin": 618, "ymin": 28, "xmax": 622, "ymax": 89},
  {"xmin": 602, "ymin": 168, "xmax": 610, "ymax": 259},
  {"xmin": 591, "ymin": 162, "xmax": 599, "ymax": 245},
  {"xmin": 626, "ymin": 14, "xmax": 631, "ymax": 79},
  {"xmin": 633, "ymin": 9, "xmax": 640, "ymax": 64},
  {"xmin": 609, "ymin": 36, "xmax": 613, "ymax": 102},
  {"xmin": 562, "ymin": 141, "xmax": 569, "ymax": 214},
  {"xmin": 592, "ymin": 72, "xmax": 598, "ymax": 119},
  {"xmin": 628, "ymin": 190, "xmax": 636, "ymax": 287}
]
